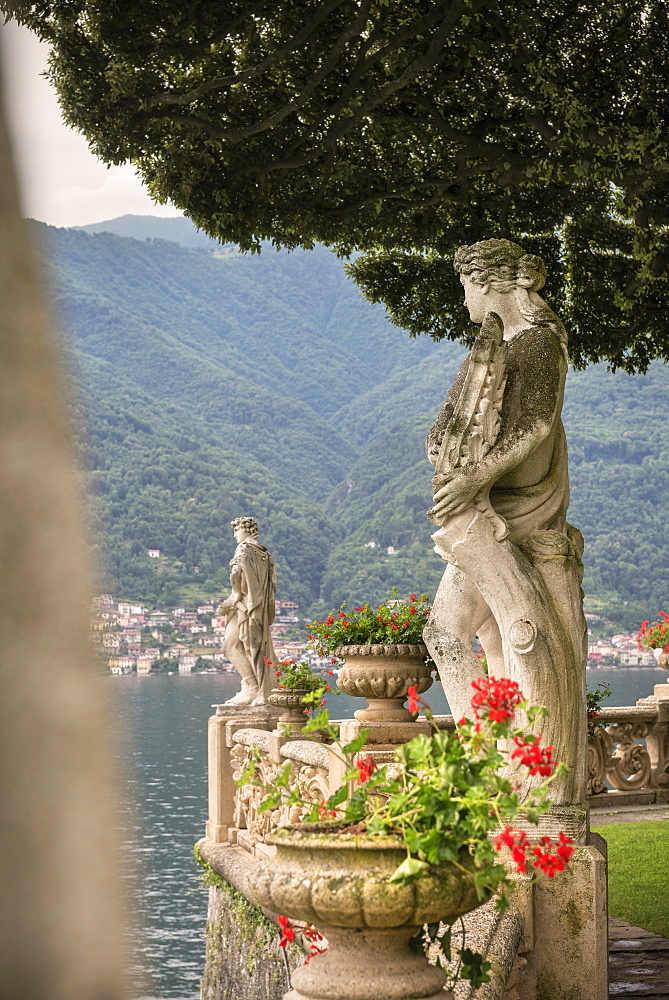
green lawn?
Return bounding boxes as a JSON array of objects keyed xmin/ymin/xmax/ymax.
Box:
[{"xmin": 591, "ymin": 820, "xmax": 669, "ymax": 937}]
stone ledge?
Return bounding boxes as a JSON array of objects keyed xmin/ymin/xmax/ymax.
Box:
[
  {"xmin": 590, "ymin": 789, "xmax": 657, "ymax": 809},
  {"xmin": 197, "ymin": 837, "xmax": 259, "ymax": 899}
]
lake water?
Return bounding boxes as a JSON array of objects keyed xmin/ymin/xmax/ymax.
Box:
[{"xmin": 113, "ymin": 666, "xmax": 666, "ymax": 999}]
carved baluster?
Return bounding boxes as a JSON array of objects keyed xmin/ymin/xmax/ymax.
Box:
[
  {"xmin": 587, "ymin": 729, "xmax": 609, "ymax": 796},
  {"xmin": 605, "ymin": 722, "xmax": 652, "ymax": 791},
  {"xmin": 645, "ymin": 718, "xmax": 669, "ymax": 790},
  {"xmin": 636, "ymin": 690, "xmax": 669, "ymax": 790}
]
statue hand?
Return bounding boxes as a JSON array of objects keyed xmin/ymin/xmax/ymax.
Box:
[
  {"xmin": 429, "ymin": 474, "xmax": 480, "ymax": 522},
  {"xmin": 217, "ymin": 596, "xmax": 234, "ymax": 615}
]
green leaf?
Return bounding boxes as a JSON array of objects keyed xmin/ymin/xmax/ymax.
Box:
[
  {"xmin": 274, "ymin": 763, "xmax": 293, "ymax": 788},
  {"xmin": 328, "ymin": 784, "xmax": 350, "ymax": 808},
  {"xmin": 459, "ymin": 949, "xmax": 492, "ymax": 988},
  {"xmin": 389, "ymin": 856, "xmax": 428, "ymax": 883}
]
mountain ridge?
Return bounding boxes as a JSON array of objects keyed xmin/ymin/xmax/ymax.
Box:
[{"xmin": 39, "ymin": 216, "xmax": 669, "ymax": 625}]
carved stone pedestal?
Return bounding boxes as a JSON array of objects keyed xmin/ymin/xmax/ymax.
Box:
[
  {"xmin": 286, "ymin": 926, "xmax": 449, "ymax": 1000},
  {"xmin": 518, "ymin": 844, "xmax": 608, "ymax": 1000},
  {"xmin": 337, "ymin": 717, "xmax": 434, "ymax": 747}
]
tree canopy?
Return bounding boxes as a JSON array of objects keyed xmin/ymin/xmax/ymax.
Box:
[{"xmin": 9, "ymin": 0, "xmax": 669, "ymax": 370}]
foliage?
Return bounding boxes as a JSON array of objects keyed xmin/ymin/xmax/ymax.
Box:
[
  {"xmin": 240, "ymin": 677, "xmax": 573, "ymax": 986},
  {"xmin": 306, "ymin": 590, "xmax": 431, "ymax": 653},
  {"xmin": 13, "ymin": 2, "xmax": 669, "ymax": 370},
  {"xmin": 271, "ymin": 658, "xmax": 336, "ymax": 693},
  {"xmin": 586, "ymin": 682, "xmax": 612, "ymax": 737},
  {"xmin": 636, "ymin": 612, "xmax": 669, "ymax": 652},
  {"xmin": 243, "ymin": 678, "xmax": 572, "ymax": 890},
  {"xmin": 590, "ymin": 820, "xmax": 669, "ymax": 938}
]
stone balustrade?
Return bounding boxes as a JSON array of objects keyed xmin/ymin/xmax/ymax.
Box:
[
  {"xmin": 205, "ymin": 706, "xmax": 342, "ymax": 858},
  {"xmin": 203, "ymin": 690, "xmax": 669, "ymax": 1000},
  {"xmin": 206, "ymin": 682, "xmax": 669, "ymax": 860},
  {"xmin": 588, "ymin": 682, "xmax": 669, "ymax": 809},
  {"xmin": 205, "ymin": 705, "xmax": 455, "ymax": 858}
]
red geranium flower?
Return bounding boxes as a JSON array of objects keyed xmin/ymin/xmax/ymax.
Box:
[
  {"xmin": 356, "ymin": 756, "xmax": 377, "ymax": 783},
  {"xmin": 277, "ymin": 915, "xmax": 295, "ymax": 947},
  {"xmin": 493, "ymin": 826, "xmax": 529, "ymax": 873},
  {"xmin": 511, "ymin": 736, "xmax": 555, "ymax": 776},
  {"xmin": 470, "ymin": 676, "xmax": 524, "ymax": 723}
]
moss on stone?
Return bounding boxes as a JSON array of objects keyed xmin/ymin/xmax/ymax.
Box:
[
  {"xmin": 536, "ymin": 968, "xmax": 584, "ymax": 1000},
  {"xmin": 195, "ymin": 843, "xmax": 303, "ymax": 999},
  {"xmin": 562, "ymin": 897, "xmax": 585, "ymax": 939}
]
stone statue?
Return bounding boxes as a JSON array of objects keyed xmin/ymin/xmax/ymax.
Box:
[
  {"xmin": 218, "ymin": 517, "xmax": 276, "ymax": 707},
  {"xmin": 423, "ymin": 239, "xmax": 587, "ymax": 810}
]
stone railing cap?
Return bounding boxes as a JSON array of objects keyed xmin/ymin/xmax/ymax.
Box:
[
  {"xmin": 233, "ymin": 728, "xmax": 272, "ymax": 751},
  {"xmin": 280, "ymin": 741, "xmax": 331, "ymax": 770}
]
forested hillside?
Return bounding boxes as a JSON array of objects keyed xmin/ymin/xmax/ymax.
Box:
[{"xmin": 40, "ymin": 217, "xmax": 668, "ymax": 626}]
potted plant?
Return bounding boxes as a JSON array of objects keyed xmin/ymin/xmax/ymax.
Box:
[
  {"xmin": 637, "ymin": 612, "xmax": 669, "ymax": 670},
  {"xmin": 243, "ymin": 677, "xmax": 574, "ymax": 1000},
  {"xmin": 267, "ymin": 658, "xmax": 335, "ymax": 729},
  {"xmin": 306, "ymin": 591, "xmax": 433, "ymax": 726}
]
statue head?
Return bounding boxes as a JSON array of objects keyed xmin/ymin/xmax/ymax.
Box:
[
  {"xmin": 454, "ymin": 239, "xmax": 546, "ymax": 292},
  {"xmin": 231, "ymin": 516, "xmax": 258, "ymax": 542},
  {"xmin": 453, "ymin": 239, "xmax": 550, "ymax": 328}
]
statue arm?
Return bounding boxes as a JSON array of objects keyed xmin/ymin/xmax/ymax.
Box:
[
  {"xmin": 431, "ymin": 328, "xmax": 565, "ymax": 520},
  {"xmin": 217, "ymin": 562, "xmax": 245, "ymax": 615},
  {"xmin": 229, "ymin": 563, "xmax": 244, "ymax": 605}
]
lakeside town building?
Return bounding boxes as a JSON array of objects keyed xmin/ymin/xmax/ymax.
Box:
[{"xmin": 93, "ymin": 595, "xmax": 656, "ymax": 675}]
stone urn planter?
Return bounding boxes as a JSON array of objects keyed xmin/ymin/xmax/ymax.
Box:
[
  {"xmin": 653, "ymin": 648, "xmax": 669, "ymax": 671},
  {"xmin": 268, "ymin": 687, "xmax": 311, "ymax": 729},
  {"xmin": 333, "ymin": 643, "xmax": 432, "ymax": 723},
  {"xmin": 252, "ymin": 824, "xmax": 485, "ymax": 1000}
]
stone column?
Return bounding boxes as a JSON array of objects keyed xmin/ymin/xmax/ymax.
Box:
[
  {"xmin": 0, "ymin": 87, "xmax": 125, "ymax": 999},
  {"xmin": 206, "ymin": 707, "xmax": 237, "ymax": 843},
  {"xmin": 205, "ymin": 706, "xmax": 280, "ymax": 843}
]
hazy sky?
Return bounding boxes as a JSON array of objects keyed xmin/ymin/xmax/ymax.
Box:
[{"xmin": 1, "ymin": 18, "xmax": 182, "ymax": 227}]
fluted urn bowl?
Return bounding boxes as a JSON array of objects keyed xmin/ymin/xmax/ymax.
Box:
[
  {"xmin": 334, "ymin": 643, "xmax": 432, "ymax": 723},
  {"xmin": 251, "ymin": 824, "xmax": 486, "ymax": 1000},
  {"xmin": 252, "ymin": 822, "xmax": 482, "ymax": 929},
  {"xmin": 268, "ymin": 687, "xmax": 311, "ymax": 726}
]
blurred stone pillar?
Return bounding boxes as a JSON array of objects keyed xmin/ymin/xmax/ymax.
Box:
[{"xmin": 0, "ymin": 81, "xmax": 125, "ymax": 999}]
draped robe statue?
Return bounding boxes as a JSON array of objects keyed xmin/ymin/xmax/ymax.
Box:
[
  {"xmin": 423, "ymin": 240, "xmax": 587, "ymax": 814},
  {"xmin": 218, "ymin": 518, "xmax": 276, "ymax": 707}
]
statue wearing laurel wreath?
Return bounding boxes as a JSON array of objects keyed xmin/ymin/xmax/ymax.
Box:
[{"xmin": 423, "ymin": 239, "xmax": 587, "ymax": 811}]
